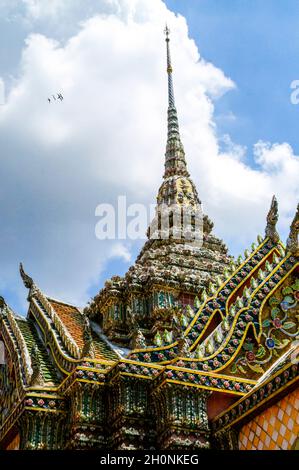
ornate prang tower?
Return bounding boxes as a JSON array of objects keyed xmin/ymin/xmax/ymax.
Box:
[{"xmin": 86, "ymin": 27, "xmax": 231, "ymax": 347}]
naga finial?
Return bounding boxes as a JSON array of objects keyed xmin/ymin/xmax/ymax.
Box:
[
  {"xmin": 265, "ymin": 196, "xmax": 279, "ymax": 243},
  {"xmin": 19, "ymin": 263, "xmax": 34, "ymax": 289},
  {"xmin": 286, "ymin": 203, "xmax": 299, "ymax": 256},
  {"xmin": 30, "ymin": 344, "xmax": 43, "ymax": 386},
  {"xmin": 81, "ymin": 315, "xmax": 95, "ymax": 359}
]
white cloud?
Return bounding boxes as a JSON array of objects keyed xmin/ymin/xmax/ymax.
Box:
[
  {"xmin": 22, "ymin": 0, "xmax": 67, "ymax": 19},
  {"xmin": 0, "ymin": 76, "xmax": 5, "ymax": 105},
  {"xmin": 220, "ymin": 134, "xmax": 247, "ymax": 161},
  {"xmin": 0, "ymin": 0, "xmax": 298, "ymax": 313},
  {"xmin": 110, "ymin": 243, "xmax": 132, "ymax": 263}
]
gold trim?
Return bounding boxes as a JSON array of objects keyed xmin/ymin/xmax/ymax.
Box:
[
  {"xmin": 78, "ymin": 366, "xmax": 109, "ymax": 373},
  {"xmin": 0, "ymin": 326, "xmax": 25, "ymax": 392},
  {"xmin": 31, "ymin": 299, "xmax": 115, "ymax": 367},
  {"xmin": 182, "ymin": 253, "xmax": 295, "ymax": 371},
  {"xmin": 120, "ymin": 372, "xmax": 153, "ymax": 380},
  {"xmin": 155, "ymin": 379, "xmax": 245, "ymax": 396},
  {"xmin": 118, "ymin": 359, "xmax": 163, "ymax": 369},
  {"xmin": 127, "ymin": 239, "xmax": 275, "ymax": 358},
  {"xmin": 76, "ymin": 379, "xmax": 105, "ymax": 386},
  {"xmin": 214, "ymin": 373, "xmax": 299, "ymax": 432},
  {"xmin": 189, "ymin": 245, "xmax": 279, "ymax": 351},
  {"xmin": 187, "ymin": 238, "xmax": 269, "ymax": 333},
  {"xmin": 213, "ymin": 360, "xmax": 298, "ymax": 425},
  {"xmin": 0, "ymin": 404, "xmax": 25, "ymax": 443},
  {"xmin": 257, "ymin": 259, "xmax": 297, "ymax": 340},
  {"xmin": 24, "ymin": 406, "xmax": 65, "ymax": 414},
  {"xmin": 167, "ymin": 365, "xmax": 256, "ymax": 384}
]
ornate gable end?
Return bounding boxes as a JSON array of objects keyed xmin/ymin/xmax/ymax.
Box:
[
  {"xmin": 19, "ymin": 263, "xmax": 119, "ymax": 378},
  {"xmin": 0, "ymin": 300, "xmax": 30, "ymax": 448},
  {"xmin": 127, "ymin": 235, "xmax": 284, "ymax": 364},
  {"xmin": 0, "ymin": 345, "xmax": 21, "ymax": 431},
  {"xmin": 222, "ymin": 265, "xmax": 299, "ymax": 381},
  {"xmin": 123, "ymin": 199, "xmax": 298, "ymax": 400}
]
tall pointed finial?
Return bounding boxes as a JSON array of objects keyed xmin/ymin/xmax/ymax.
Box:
[
  {"xmin": 163, "ymin": 25, "xmax": 189, "ymax": 179},
  {"xmin": 286, "ymin": 203, "xmax": 299, "ymax": 256},
  {"xmin": 265, "ymin": 196, "xmax": 279, "ymax": 244},
  {"xmin": 164, "ymin": 25, "xmax": 175, "ymax": 109}
]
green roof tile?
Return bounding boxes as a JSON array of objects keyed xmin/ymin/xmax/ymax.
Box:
[{"xmin": 16, "ymin": 319, "xmax": 59, "ymax": 385}]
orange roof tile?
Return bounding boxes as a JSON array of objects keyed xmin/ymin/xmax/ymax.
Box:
[
  {"xmin": 49, "ymin": 299, "xmax": 85, "ymax": 349},
  {"xmin": 48, "ymin": 298, "xmax": 118, "ymax": 361}
]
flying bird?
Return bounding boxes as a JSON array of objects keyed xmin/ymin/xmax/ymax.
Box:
[{"xmin": 47, "ymin": 93, "xmax": 64, "ymax": 103}]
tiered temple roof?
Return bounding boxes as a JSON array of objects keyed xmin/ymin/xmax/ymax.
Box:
[{"xmin": 0, "ymin": 29, "xmax": 298, "ymax": 451}]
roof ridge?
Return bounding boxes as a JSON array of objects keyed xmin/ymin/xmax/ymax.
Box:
[{"xmin": 47, "ymin": 296, "xmax": 82, "ymax": 311}]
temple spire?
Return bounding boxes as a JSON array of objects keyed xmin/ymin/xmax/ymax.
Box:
[
  {"xmin": 165, "ymin": 25, "xmax": 175, "ymax": 108},
  {"xmin": 163, "ymin": 26, "xmax": 189, "ymax": 179}
]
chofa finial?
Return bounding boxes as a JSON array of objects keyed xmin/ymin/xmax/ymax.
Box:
[
  {"xmin": 81, "ymin": 315, "xmax": 95, "ymax": 359},
  {"xmin": 19, "ymin": 262, "xmax": 34, "ymax": 289},
  {"xmin": 286, "ymin": 203, "xmax": 299, "ymax": 256},
  {"xmin": 30, "ymin": 344, "xmax": 44, "ymax": 386},
  {"xmin": 265, "ymin": 195, "xmax": 279, "ymax": 244}
]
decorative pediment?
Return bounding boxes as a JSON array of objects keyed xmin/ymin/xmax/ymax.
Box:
[{"xmin": 0, "ymin": 348, "xmax": 20, "ymax": 428}]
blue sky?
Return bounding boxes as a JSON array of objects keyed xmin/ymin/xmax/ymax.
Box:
[
  {"xmin": 0, "ymin": 0, "xmax": 298, "ymax": 315},
  {"xmin": 73, "ymin": 0, "xmax": 299, "ymax": 304},
  {"xmin": 3, "ymin": 0, "xmax": 299, "ymax": 152},
  {"xmin": 166, "ymin": 0, "xmax": 299, "ymax": 156}
]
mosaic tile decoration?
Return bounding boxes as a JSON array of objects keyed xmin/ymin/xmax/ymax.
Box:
[{"xmin": 238, "ymin": 388, "xmax": 299, "ymax": 450}]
